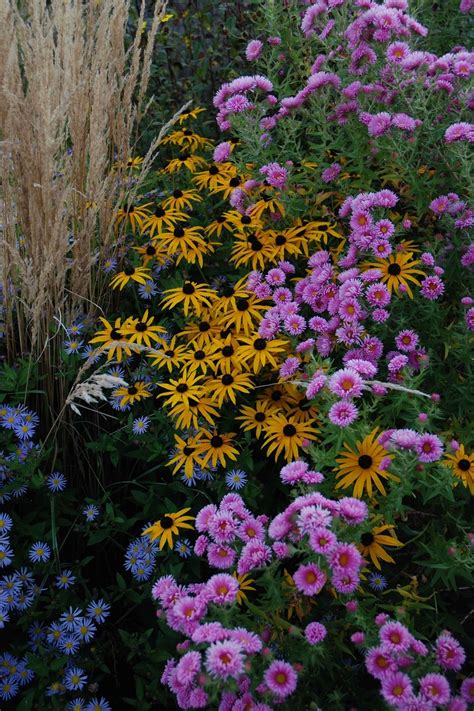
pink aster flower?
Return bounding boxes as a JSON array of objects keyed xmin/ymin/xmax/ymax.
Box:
[
  {"xmin": 421, "ymin": 275, "xmax": 445, "ymax": 300},
  {"xmin": 419, "ymin": 673, "xmax": 451, "ymax": 706},
  {"xmin": 264, "ymin": 660, "xmax": 298, "ymax": 698},
  {"xmin": 229, "ymin": 627, "xmax": 262, "ymax": 654},
  {"xmin": 381, "ymin": 671, "xmax": 414, "ymax": 707},
  {"xmin": 321, "ymin": 162, "xmax": 342, "ymax": 183},
  {"xmin": 365, "ymin": 646, "xmax": 397, "ymax": 680},
  {"xmin": 306, "ymin": 370, "xmax": 327, "ymax": 399},
  {"xmin": 328, "ymin": 368, "xmax": 364, "ymax": 399},
  {"xmin": 448, "ymin": 697, "xmax": 468, "ymax": 711},
  {"xmin": 436, "ymin": 633, "xmax": 466, "ymax": 671},
  {"xmin": 415, "ymin": 433, "xmax": 444, "ymax": 462},
  {"xmin": 367, "ymin": 112, "xmax": 392, "ymax": 137},
  {"xmin": 444, "ymin": 122, "xmax": 474, "ymax": 143},
  {"xmin": 246, "ymin": 39, "xmax": 263, "ymax": 61},
  {"xmin": 205, "ymin": 640, "xmax": 245, "ymax": 679},
  {"xmin": 297, "ymin": 505, "xmax": 333, "ymax": 532},
  {"xmin": 332, "ymin": 569, "xmax": 360, "ymax": 594},
  {"xmin": 305, "ymin": 621, "xmax": 327, "ymax": 645},
  {"xmin": 238, "ymin": 517, "xmax": 265, "ymax": 542},
  {"xmin": 390, "ymin": 428, "xmax": 419, "ymax": 450},
  {"xmin": 328, "ymin": 400, "xmax": 359, "ymax": 427},
  {"xmin": 460, "ymin": 678, "xmax": 474, "ymax": 703},
  {"xmin": 206, "ymin": 574, "xmax": 239, "ymax": 605},
  {"xmin": 386, "ymin": 41, "xmax": 410, "ymax": 63},
  {"xmin": 309, "ymin": 527, "xmax": 338, "ymax": 554},
  {"xmin": 226, "ymin": 94, "xmax": 254, "ymax": 113},
  {"xmin": 213, "ymin": 141, "xmax": 232, "ymax": 163},
  {"xmin": 260, "ymin": 162, "xmax": 288, "ymax": 189},
  {"xmin": 207, "ymin": 543, "xmax": 236, "ymax": 569},
  {"xmin": 380, "ymin": 621, "xmax": 413, "ymax": 652},
  {"xmin": 279, "ymin": 460, "xmax": 309, "ymax": 485},
  {"xmin": 237, "ymin": 540, "xmax": 272, "ymax": 575},
  {"xmin": 296, "ymin": 338, "xmax": 315, "ymax": 353},
  {"xmin": 331, "ymin": 543, "xmax": 363, "ymax": 573},
  {"xmin": 175, "ymin": 651, "xmax": 202, "ymax": 686},
  {"xmin": 338, "ymin": 497, "xmax": 368, "ymax": 525},
  {"xmin": 366, "ymin": 282, "xmax": 391, "ymax": 307},
  {"xmin": 284, "ymin": 314, "xmax": 307, "ymax": 335},
  {"xmin": 395, "ymin": 329, "xmax": 419, "ymax": 352},
  {"xmin": 294, "ymin": 563, "xmax": 326, "ymax": 596}
]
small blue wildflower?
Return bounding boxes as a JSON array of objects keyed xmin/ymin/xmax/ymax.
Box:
[
  {"xmin": 82, "ymin": 504, "xmax": 100, "ymax": 522},
  {"xmin": 225, "ymin": 468, "xmax": 248, "ymax": 490},
  {"xmin": 46, "ymin": 680, "xmax": 66, "ymax": 695},
  {"xmin": 58, "ymin": 633, "xmax": 81, "ymax": 655},
  {"xmin": 47, "ymin": 472, "xmax": 67, "ymax": 492},
  {"xmin": 196, "ymin": 467, "xmax": 215, "ymax": 482},
  {"xmin": 107, "ymin": 365, "xmax": 126, "ymax": 379},
  {"xmin": 368, "ymin": 572, "xmax": 388, "ymax": 592},
  {"xmin": 60, "ymin": 606, "xmax": 82, "ymax": 630},
  {"xmin": 0, "ymin": 609, "xmax": 9, "ymax": 628},
  {"xmin": 0, "ymin": 678, "xmax": 19, "ymax": 700},
  {"xmin": 55, "ymin": 570, "xmax": 76, "ymax": 589},
  {"xmin": 138, "ymin": 280, "xmax": 158, "ymax": 299},
  {"xmin": 67, "ymin": 323, "xmax": 84, "ymax": 336},
  {"xmin": 46, "ymin": 622, "xmax": 66, "ymax": 646},
  {"xmin": 102, "ymin": 257, "xmax": 117, "ymax": 274},
  {"xmin": 64, "ymin": 339, "xmax": 84, "ymax": 355},
  {"xmin": 132, "ymin": 416, "xmax": 150, "ymax": 435},
  {"xmin": 86, "ymin": 598, "xmax": 110, "ymax": 623},
  {"xmin": 74, "ymin": 616, "xmax": 97, "ymax": 642},
  {"xmin": 81, "ymin": 345, "xmax": 101, "ymax": 363},
  {"xmin": 69, "ymin": 698, "xmax": 86, "ymax": 711},
  {"xmin": 1, "ymin": 411, "xmax": 19, "ymax": 429},
  {"xmin": 174, "ymin": 538, "xmax": 192, "ymax": 559},
  {"xmin": 64, "ymin": 666, "xmax": 87, "ymax": 691},
  {"xmin": 85, "ymin": 697, "xmax": 112, "ymax": 711},
  {"xmin": 16, "ymin": 660, "xmax": 35, "ymax": 685},
  {"xmin": 0, "ymin": 542, "xmax": 13, "ymax": 568},
  {"xmin": 15, "ymin": 591, "xmax": 35, "ymax": 610},
  {"xmin": 16, "ymin": 567, "xmax": 34, "ymax": 586},
  {"xmin": 13, "ymin": 420, "xmax": 36, "ymax": 440},
  {"xmin": 130, "ymin": 561, "xmax": 154, "ymax": 582},
  {"xmin": 11, "ymin": 484, "xmax": 28, "ymax": 498},
  {"xmin": 28, "ymin": 622, "xmax": 46, "ymax": 647},
  {"xmin": 28, "ymin": 541, "xmax": 51, "ymax": 563}
]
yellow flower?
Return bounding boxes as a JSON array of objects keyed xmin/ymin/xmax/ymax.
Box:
[
  {"xmin": 206, "ymin": 370, "xmax": 254, "ymax": 407},
  {"xmin": 219, "ymin": 293, "xmax": 267, "ymax": 335},
  {"xmin": 263, "ymin": 414, "xmax": 318, "ymax": 462},
  {"xmin": 177, "ymin": 106, "xmax": 206, "ymax": 124},
  {"xmin": 443, "ymin": 445, "xmax": 474, "ymax": 495},
  {"xmin": 157, "ymin": 371, "xmax": 204, "ymax": 409},
  {"xmin": 193, "ymin": 162, "xmax": 236, "ymax": 191},
  {"xmin": 364, "ymin": 252, "xmax": 425, "ymax": 298},
  {"xmin": 147, "ymin": 336, "xmax": 187, "ymax": 372},
  {"xmin": 161, "ymin": 129, "xmax": 212, "ymax": 152},
  {"xmin": 230, "ymin": 231, "xmax": 276, "ymax": 270},
  {"xmin": 141, "ymin": 205, "xmax": 187, "ymax": 238},
  {"xmin": 169, "ymin": 397, "xmax": 220, "ymax": 430},
  {"xmin": 358, "ymin": 524, "xmax": 403, "ymax": 570},
  {"xmin": 115, "ymin": 202, "xmax": 152, "ymax": 233},
  {"xmin": 167, "ymin": 434, "xmax": 205, "ymax": 478},
  {"xmin": 133, "ymin": 241, "xmax": 170, "ymax": 267},
  {"xmin": 213, "ymin": 277, "xmax": 253, "ymax": 316},
  {"xmin": 335, "ymin": 428, "xmax": 398, "ymax": 498},
  {"xmin": 161, "ymin": 282, "xmax": 216, "ymax": 316},
  {"xmin": 233, "ymin": 572, "xmax": 256, "ymax": 605},
  {"xmin": 109, "ymin": 265, "xmax": 152, "ymax": 291},
  {"xmin": 155, "ymin": 223, "xmax": 209, "ymax": 265},
  {"xmin": 236, "ymin": 400, "xmax": 278, "ymax": 438},
  {"xmin": 180, "ymin": 344, "xmax": 219, "ymax": 375},
  {"xmin": 112, "ymin": 381, "xmax": 152, "ymax": 407},
  {"xmin": 162, "ymin": 189, "xmax": 202, "ymax": 211},
  {"xmin": 120, "ymin": 310, "xmax": 166, "ymax": 347},
  {"xmin": 194, "ymin": 430, "xmax": 239, "ymax": 468},
  {"xmin": 210, "ymin": 173, "xmax": 249, "ymax": 199},
  {"xmin": 236, "ymin": 336, "xmax": 287, "ymax": 374},
  {"xmin": 179, "ymin": 313, "xmax": 221, "ymax": 347},
  {"xmin": 143, "ymin": 508, "xmax": 194, "ymax": 550},
  {"xmin": 204, "ymin": 213, "xmax": 235, "ymax": 238},
  {"xmin": 162, "ymin": 153, "xmax": 206, "ymax": 174},
  {"xmin": 88, "ymin": 317, "xmax": 135, "ymax": 361}
]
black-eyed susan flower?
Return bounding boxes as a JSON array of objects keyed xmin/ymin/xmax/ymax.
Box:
[
  {"xmin": 207, "ymin": 370, "xmax": 254, "ymax": 407},
  {"xmin": 194, "ymin": 430, "xmax": 239, "ymax": 468},
  {"xmin": 264, "ymin": 228, "xmax": 305, "ymax": 261},
  {"xmin": 133, "ymin": 241, "xmax": 170, "ymax": 267},
  {"xmin": 224, "ymin": 210, "xmax": 263, "ymax": 233},
  {"xmin": 167, "ymin": 434, "xmax": 205, "ymax": 478},
  {"xmin": 114, "ymin": 156, "xmax": 144, "ymax": 170},
  {"xmin": 358, "ymin": 524, "xmax": 403, "ymax": 570},
  {"xmin": 364, "ymin": 253, "xmax": 425, "ymax": 298},
  {"xmin": 335, "ymin": 429, "xmax": 398, "ymax": 498},
  {"xmin": 113, "ymin": 381, "xmax": 152, "ymax": 407},
  {"xmin": 109, "ymin": 265, "xmax": 152, "ymax": 291},
  {"xmin": 160, "ymin": 281, "xmax": 216, "ymax": 316},
  {"xmin": 157, "ymin": 371, "xmax": 204, "ymax": 409},
  {"xmin": 443, "ymin": 445, "xmax": 474, "ymax": 495},
  {"xmin": 180, "ymin": 344, "xmax": 219, "ymax": 375},
  {"xmin": 161, "ymin": 129, "xmax": 212, "ymax": 152},
  {"xmin": 141, "ymin": 205, "xmax": 187, "ymax": 238},
  {"xmin": 147, "ymin": 336, "xmax": 186, "ymax": 372},
  {"xmin": 162, "ymin": 189, "xmax": 202, "ymax": 211},
  {"xmin": 213, "ymin": 277, "xmax": 253, "ymax": 316},
  {"xmin": 230, "ymin": 231, "xmax": 276, "ymax": 271},
  {"xmin": 236, "ymin": 336, "xmax": 287, "ymax": 374},
  {"xmin": 115, "ymin": 202, "xmax": 152, "ymax": 233},
  {"xmin": 156, "ymin": 224, "xmax": 208, "ymax": 264},
  {"xmin": 258, "ymin": 383, "xmax": 298, "ymax": 411},
  {"xmin": 219, "ymin": 294, "xmax": 268, "ymax": 335},
  {"xmin": 169, "ymin": 397, "xmax": 219, "ymax": 430},
  {"xmin": 192, "ymin": 162, "xmax": 236, "ymax": 191},
  {"xmin": 249, "ymin": 192, "xmax": 286, "ymax": 220},
  {"xmin": 233, "ymin": 572, "xmax": 256, "ymax": 605},
  {"xmin": 210, "ymin": 335, "xmax": 243, "ymax": 373},
  {"xmin": 142, "ymin": 508, "xmax": 194, "ymax": 550},
  {"xmin": 236, "ymin": 400, "xmax": 278, "ymax": 438},
  {"xmin": 285, "ymin": 395, "xmax": 319, "ymax": 424},
  {"xmin": 177, "ymin": 106, "xmax": 206, "ymax": 124},
  {"xmin": 120, "ymin": 310, "xmax": 166, "ymax": 347},
  {"xmin": 210, "ymin": 173, "xmax": 249, "ymax": 199},
  {"xmin": 179, "ymin": 313, "xmax": 221, "ymax": 347},
  {"xmin": 162, "ymin": 153, "xmax": 206, "ymax": 174},
  {"xmin": 204, "ymin": 213, "xmax": 235, "ymax": 238},
  {"xmin": 263, "ymin": 414, "xmax": 318, "ymax": 462},
  {"xmin": 89, "ymin": 317, "xmax": 135, "ymax": 362}
]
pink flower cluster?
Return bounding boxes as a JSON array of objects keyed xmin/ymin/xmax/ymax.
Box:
[
  {"xmin": 361, "ymin": 618, "xmax": 469, "ymax": 709},
  {"xmin": 430, "ymin": 192, "xmax": 473, "ymax": 231},
  {"xmin": 380, "ymin": 428, "xmax": 444, "ymax": 463},
  {"xmin": 213, "ymin": 75, "xmax": 273, "ymax": 131}
]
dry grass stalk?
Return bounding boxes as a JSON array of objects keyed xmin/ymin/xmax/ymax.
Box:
[{"xmin": 0, "ymin": 0, "xmax": 168, "ymax": 367}]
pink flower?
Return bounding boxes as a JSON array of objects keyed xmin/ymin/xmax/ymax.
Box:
[
  {"xmin": 365, "ymin": 646, "xmax": 397, "ymax": 679},
  {"xmin": 415, "ymin": 433, "xmax": 444, "ymax": 462},
  {"xmin": 294, "ymin": 563, "xmax": 326, "ymax": 596},
  {"xmin": 381, "ymin": 671, "xmax": 414, "ymax": 707},
  {"xmin": 420, "ymin": 275, "xmax": 444, "ymax": 300},
  {"xmin": 435, "ymin": 633, "xmax": 466, "ymax": 671},
  {"xmin": 175, "ymin": 651, "xmax": 201, "ymax": 686},
  {"xmin": 207, "ymin": 543, "xmax": 236, "ymax": 569},
  {"xmin": 419, "ymin": 673, "xmax": 451, "ymax": 706},
  {"xmin": 306, "ymin": 370, "xmax": 327, "ymax": 399},
  {"xmin": 246, "ymin": 39, "xmax": 263, "ymax": 62},
  {"xmin": 338, "ymin": 497, "xmax": 368, "ymax": 525},
  {"xmin": 229, "ymin": 627, "xmax": 262, "ymax": 653},
  {"xmin": 260, "ymin": 162, "xmax": 288, "ymax": 189},
  {"xmin": 206, "ymin": 574, "xmax": 239, "ymax": 605},
  {"xmin": 264, "ymin": 660, "xmax": 298, "ymax": 698},
  {"xmin": 332, "ymin": 569, "xmax": 360, "ymax": 593},
  {"xmin": 213, "ymin": 141, "xmax": 232, "ymax": 163},
  {"xmin": 309, "ymin": 527, "xmax": 337, "ymax": 554},
  {"xmin": 305, "ymin": 621, "xmax": 327, "ymax": 645},
  {"xmin": 284, "ymin": 314, "xmax": 306, "ymax": 335},
  {"xmin": 395, "ymin": 329, "xmax": 419, "ymax": 352},
  {"xmin": 351, "ymin": 631, "xmax": 365, "ymax": 645},
  {"xmin": 386, "ymin": 41, "xmax": 410, "ymax": 63},
  {"xmin": 367, "ymin": 112, "xmax": 392, "ymax": 137},
  {"xmin": 380, "ymin": 621, "xmax": 412, "ymax": 652},
  {"xmin": 205, "ymin": 640, "xmax": 245, "ymax": 679},
  {"xmin": 460, "ymin": 678, "xmax": 474, "ymax": 703},
  {"xmin": 328, "ymin": 400, "xmax": 359, "ymax": 427},
  {"xmin": 237, "ymin": 540, "xmax": 272, "ymax": 575},
  {"xmin": 328, "ymin": 368, "xmax": 364, "ymax": 399},
  {"xmin": 321, "ymin": 162, "xmax": 341, "ymax": 183},
  {"xmin": 444, "ymin": 122, "xmax": 474, "ymax": 143},
  {"xmin": 331, "ymin": 543, "xmax": 363, "ymax": 573}
]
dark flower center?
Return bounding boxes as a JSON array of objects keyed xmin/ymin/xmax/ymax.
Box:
[
  {"xmin": 174, "ymin": 226, "xmax": 185, "ymax": 237},
  {"xmin": 194, "ymin": 350, "xmax": 205, "ymax": 360},
  {"xmin": 125, "ymin": 205, "xmax": 135, "ymax": 214},
  {"xmin": 360, "ymin": 532, "xmax": 375, "ymax": 546},
  {"xmin": 182, "ymin": 282, "xmax": 195, "ymax": 295},
  {"xmin": 135, "ymin": 322, "xmax": 147, "ymax": 332},
  {"xmin": 146, "ymin": 245, "xmax": 156, "ymax": 255},
  {"xmin": 154, "ymin": 207, "xmax": 165, "ymax": 217},
  {"xmin": 160, "ymin": 516, "xmax": 174, "ymax": 529},
  {"xmin": 216, "ymin": 215, "xmax": 225, "ymax": 224},
  {"xmin": 127, "ymin": 386, "xmax": 138, "ymax": 395},
  {"xmin": 124, "ymin": 266, "xmax": 135, "ymax": 276},
  {"xmin": 236, "ymin": 298, "xmax": 249, "ymax": 312},
  {"xmin": 222, "ymin": 286, "xmax": 235, "ymax": 297},
  {"xmin": 254, "ymin": 338, "xmax": 267, "ymax": 351},
  {"xmin": 165, "ymin": 349, "xmax": 174, "ymax": 357},
  {"xmin": 222, "ymin": 346, "xmax": 234, "ymax": 357},
  {"xmin": 250, "ymin": 240, "xmax": 263, "ymax": 251},
  {"xmin": 211, "ymin": 435, "xmax": 224, "ymax": 448},
  {"xmin": 183, "ymin": 446, "xmax": 194, "ymax": 456},
  {"xmin": 230, "ymin": 137, "xmax": 239, "ymax": 145},
  {"xmin": 241, "ymin": 215, "xmax": 251, "ymax": 225},
  {"xmin": 255, "ymin": 412, "xmax": 266, "ymax": 422},
  {"xmin": 221, "ymin": 374, "xmax": 234, "ymax": 385},
  {"xmin": 271, "ymin": 390, "xmax": 282, "ymax": 401},
  {"xmin": 458, "ymin": 458, "xmax": 471, "ymax": 471},
  {"xmin": 275, "ymin": 234, "xmax": 286, "ymax": 245},
  {"xmin": 229, "ymin": 176, "xmax": 240, "ymax": 187},
  {"xmin": 209, "ymin": 165, "xmax": 219, "ymax": 175},
  {"xmin": 183, "ymin": 129, "xmax": 193, "ymax": 136},
  {"xmin": 388, "ymin": 263, "xmax": 401, "ymax": 276},
  {"xmin": 298, "ymin": 398, "xmax": 311, "ymax": 410},
  {"xmin": 283, "ymin": 424, "xmax": 297, "ymax": 437},
  {"xmin": 198, "ymin": 321, "xmax": 210, "ymax": 332},
  {"xmin": 173, "ymin": 189, "xmax": 183, "ymax": 198},
  {"xmin": 179, "ymin": 154, "xmax": 189, "ymax": 162},
  {"xmin": 358, "ymin": 455, "xmax": 373, "ymax": 469},
  {"xmin": 110, "ymin": 329, "xmax": 122, "ymax": 340},
  {"xmin": 176, "ymin": 383, "xmax": 188, "ymax": 393}
]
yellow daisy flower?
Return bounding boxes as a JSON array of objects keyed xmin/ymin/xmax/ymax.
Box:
[
  {"xmin": 236, "ymin": 400, "xmax": 278, "ymax": 438},
  {"xmin": 167, "ymin": 434, "xmax": 205, "ymax": 479},
  {"xmin": 162, "ymin": 153, "xmax": 206, "ymax": 174},
  {"xmin": 160, "ymin": 282, "xmax": 216, "ymax": 316},
  {"xmin": 263, "ymin": 414, "xmax": 318, "ymax": 462},
  {"xmin": 236, "ymin": 336, "xmax": 287, "ymax": 374},
  {"xmin": 109, "ymin": 265, "xmax": 152, "ymax": 291},
  {"xmin": 120, "ymin": 310, "xmax": 166, "ymax": 347},
  {"xmin": 233, "ymin": 572, "xmax": 256, "ymax": 605},
  {"xmin": 112, "ymin": 381, "xmax": 152, "ymax": 407},
  {"xmin": 142, "ymin": 508, "xmax": 195, "ymax": 550},
  {"xmin": 364, "ymin": 252, "xmax": 425, "ymax": 298},
  {"xmin": 115, "ymin": 202, "xmax": 152, "ymax": 233},
  {"xmin": 162, "ymin": 189, "xmax": 203, "ymax": 211},
  {"xmin": 157, "ymin": 371, "xmax": 204, "ymax": 409},
  {"xmin": 194, "ymin": 430, "xmax": 239, "ymax": 468},
  {"xmin": 335, "ymin": 429, "xmax": 398, "ymax": 498},
  {"xmin": 88, "ymin": 317, "xmax": 135, "ymax": 362},
  {"xmin": 358, "ymin": 524, "xmax": 403, "ymax": 570},
  {"xmin": 443, "ymin": 445, "xmax": 474, "ymax": 495},
  {"xmin": 141, "ymin": 205, "xmax": 187, "ymax": 237},
  {"xmin": 207, "ymin": 370, "xmax": 254, "ymax": 407},
  {"xmin": 147, "ymin": 336, "xmax": 187, "ymax": 372}
]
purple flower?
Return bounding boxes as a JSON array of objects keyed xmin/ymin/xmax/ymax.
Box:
[
  {"xmin": 245, "ymin": 39, "xmax": 263, "ymax": 62},
  {"xmin": 328, "ymin": 400, "xmax": 359, "ymax": 427},
  {"xmin": 305, "ymin": 621, "xmax": 327, "ymax": 645},
  {"xmin": 444, "ymin": 122, "xmax": 474, "ymax": 143},
  {"xmin": 205, "ymin": 640, "xmax": 245, "ymax": 679},
  {"xmin": 264, "ymin": 660, "xmax": 297, "ymax": 698},
  {"xmin": 415, "ymin": 433, "xmax": 444, "ymax": 462}
]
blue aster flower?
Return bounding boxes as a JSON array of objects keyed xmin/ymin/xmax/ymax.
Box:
[
  {"xmin": 138, "ymin": 280, "xmax": 158, "ymax": 300},
  {"xmin": 46, "ymin": 680, "xmax": 66, "ymax": 695},
  {"xmin": 47, "ymin": 472, "xmax": 67, "ymax": 492},
  {"xmin": 86, "ymin": 598, "xmax": 110, "ymax": 623},
  {"xmin": 15, "ymin": 660, "xmax": 34, "ymax": 685},
  {"xmin": 28, "ymin": 621, "xmax": 46, "ymax": 648},
  {"xmin": 64, "ymin": 339, "xmax": 84, "ymax": 355},
  {"xmin": 225, "ymin": 468, "xmax": 248, "ymax": 490},
  {"xmin": 102, "ymin": 257, "xmax": 117, "ymax": 274},
  {"xmin": 55, "ymin": 570, "xmax": 76, "ymax": 589},
  {"xmin": 0, "ymin": 542, "xmax": 13, "ymax": 568},
  {"xmin": 28, "ymin": 541, "xmax": 51, "ymax": 563},
  {"xmin": 74, "ymin": 616, "xmax": 97, "ymax": 643},
  {"xmin": 58, "ymin": 633, "xmax": 81, "ymax": 655},
  {"xmin": 0, "ymin": 608, "xmax": 9, "ymax": 627},
  {"xmin": 13, "ymin": 420, "xmax": 36, "ymax": 440},
  {"xmin": 16, "ymin": 567, "xmax": 34, "ymax": 586},
  {"xmin": 174, "ymin": 538, "xmax": 192, "ymax": 558},
  {"xmin": 107, "ymin": 365, "xmax": 126, "ymax": 379},
  {"xmin": 11, "ymin": 484, "xmax": 29, "ymax": 498},
  {"xmin": 64, "ymin": 666, "xmax": 87, "ymax": 691},
  {"xmin": 67, "ymin": 323, "xmax": 84, "ymax": 336},
  {"xmin": 47, "ymin": 621, "xmax": 67, "ymax": 646},
  {"xmin": 1, "ymin": 410, "xmax": 20, "ymax": 429},
  {"xmin": 15, "ymin": 591, "xmax": 35, "ymax": 610},
  {"xmin": 59, "ymin": 606, "xmax": 83, "ymax": 631},
  {"xmin": 81, "ymin": 345, "xmax": 101, "ymax": 362},
  {"xmin": 368, "ymin": 572, "xmax": 388, "ymax": 592},
  {"xmin": 0, "ymin": 678, "xmax": 19, "ymax": 700},
  {"xmin": 130, "ymin": 560, "xmax": 154, "ymax": 582},
  {"xmin": 132, "ymin": 416, "xmax": 151, "ymax": 435},
  {"xmin": 85, "ymin": 697, "xmax": 112, "ymax": 711},
  {"xmin": 69, "ymin": 698, "xmax": 86, "ymax": 711},
  {"xmin": 82, "ymin": 504, "xmax": 100, "ymax": 522}
]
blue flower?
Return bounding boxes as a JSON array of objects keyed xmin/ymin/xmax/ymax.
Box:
[
  {"xmin": 28, "ymin": 541, "xmax": 51, "ymax": 563},
  {"xmin": 15, "ymin": 659, "xmax": 35, "ymax": 685},
  {"xmin": 225, "ymin": 468, "xmax": 248, "ymax": 490},
  {"xmin": 368, "ymin": 572, "xmax": 388, "ymax": 592},
  {"xmin": 130, "ymin": 560, "xmax": 154, "ymax": 582},
  {"xmin": 1, "ymin": 411, "xmax": 20, "ymax": 429},
  {"xmin": 16, "ymin": 567, "xmax": 34, "ymax": 585},
  {"xmin": 46, "ymin": 680, "xmax": 66, "ymax": 695},
  {"xmin": 138, "ymin": 280, "xmax": 158, "ymax": 300},
  {"xmin": 174, "ymin": 538, "xmax": 192, "ymax": 558},
  {"xmin": 47, "ymin": 621, "xmax": 67, "ymax": 646},
  {"xmin": 86, "ymin": 598, "xmax": 111, "ymax": 623},
  {"xmin": 58, "ymin": 633, "xmax": 81, "ymax": 655},
  {"xmin": 64, "ymin": 666, "xmax": 87, "ymax": 691},
  {"xmin": 59, "ymin": 606, "xmax": 83, "ymax": 631},
  {"xmin": 56, "ymin": 570, "xmax": 76, "ymax": 589},
  {"xmin": 81, "ymin": 345, "xmax": 101, "ymax": 363},
  {"xmin": 82, "ymin": 504, "xmax": 100, "ymax": 522},
  {"xmin": 28, "ymin": 622, "xmax": 46, "ymax": 647},
  {"xmin": 13, "ymin": 421, "xmax": 36, "ymax": 440},
  {"xmin": 0, "ymin": 608, "xmax": 9, "ymax": 628},
  {"xmin": 64, "ymin": 339, "xmax": 84, "ymax": 355},
  {"xmin": 107, "ymin": 366, "xmax": 126, "ymax": 379},
  {"xmin": 74, "ymin": 616, "xmax": 97, "ymax": 643},
  {"xmin": 15, "ymin": 591, "xmax": 35, "ymax": 610},
  {"xmin": 47, "ymin": 472, "xmax": 67, "ymax": 492},
  {"xmin": 0, "ymin": 542, "xmax": 13, "ymax": 568},
  {"xmin": 69, "ymin": 698, "xmax": 86, "ymax": 711},
  {"xmin": 132, "ymin": 416, "xmax": 151, "ymax": 435},
  {"xmin": 85, "ymin": 696, "xmax": 112, "ymax": 711},
  {"xmin": 0, "ymin": 678, "xmax": 19, "ymax": 700},
  {"xmin": 67, "ymin": 323, "xmax": 84, "ymax": 336},
  {"xmin": 102, "ymin": 257, "xmax": 117, "ymax": 274}
]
